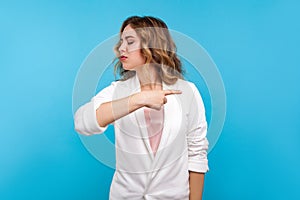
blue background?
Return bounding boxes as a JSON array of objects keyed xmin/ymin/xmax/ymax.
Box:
[{"xmin": 1, "ymin": 0, "xmax": 299, "ymax": 199}]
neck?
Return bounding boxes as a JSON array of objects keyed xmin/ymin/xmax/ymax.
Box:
[{"xmin": 136, "ymin": 64, "xmax": 162, "ymax": 91}]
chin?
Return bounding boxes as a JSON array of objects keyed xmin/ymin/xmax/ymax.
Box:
[{"xmin": 122, "ymin": 65, "xmax": 135, "ymax": 71}]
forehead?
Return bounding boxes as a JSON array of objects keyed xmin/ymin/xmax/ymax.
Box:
[{"xmin": 121, "ymin": 25, "xmax": 138, "ymax": 38}]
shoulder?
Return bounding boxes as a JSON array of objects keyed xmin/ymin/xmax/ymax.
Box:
[
  {"xmin": 97, "ymin": 77, "xmax": 132, "ymax": 91},
  {"xmin": 174, "ymin": 78, "xmax": 198, "ymax": 93},
  {"xmin": 94, "ymin": 80, "xmax": 120, "ymax": 98},
  {"xmin": 95, "ymin": 76, "xmax": 137, "ymax": 99},
  {"xmin": 111, "ymin": 75, "xmax": 138, "ymax": 89},
  {"xmin": 175, "ymin": 78, "xmax": 195, "ymax": 87},
  {"xmin": 174, "ymin": 79, "xmax": 204, "ymax": 106}
]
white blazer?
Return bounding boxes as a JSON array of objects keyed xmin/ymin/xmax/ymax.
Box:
[{"xmin": 74, "ymin": 74, "xmax": 209, "ymax": 200}]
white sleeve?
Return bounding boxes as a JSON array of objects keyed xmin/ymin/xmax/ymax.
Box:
[
  {"xmin": 74, "ymin": 82, "xmax": 117, "ymax": 136},
  {"xmin": 187, "ymin": 83, "xmax": 209, "ymax": 173}
]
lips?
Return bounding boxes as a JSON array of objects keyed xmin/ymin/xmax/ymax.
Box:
[{"xmin": 120, "ymin": 55, "xmax": 128, "ymax": 61}]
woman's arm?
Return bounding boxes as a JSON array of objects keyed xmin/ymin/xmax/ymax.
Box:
[
  {"xmin": 186, "ymin": 83, "xmax": 209, "ymax": 200},
  {"xmin": 96, "ymin": 90, "xmax": 181, "ymax": 127},
  {"xmin": 189, "ymin": 171, "xmax": 205, "ymax": 200},
  {"xmin": 96, "ymin": 93, "xmax": 143, "ymax": 127}
]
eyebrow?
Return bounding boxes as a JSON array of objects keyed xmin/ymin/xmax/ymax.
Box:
[
  {"xmin": 126, "ymin": 36, "xmax": 135, "ymax": 39},
  {"xmin": 121, "ymin": 36, "xmax": 135, "ymax": 40}
]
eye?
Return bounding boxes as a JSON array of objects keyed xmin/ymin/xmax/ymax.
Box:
[{"xmin": 127, "ymin": 40, "xmax": 134, "ymax": 45}]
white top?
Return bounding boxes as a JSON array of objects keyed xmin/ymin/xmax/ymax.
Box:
[{"xmin": 74, "ymin": 74, "xmax": 209, "ymax": 200}]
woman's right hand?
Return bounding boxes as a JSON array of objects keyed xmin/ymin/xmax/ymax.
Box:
[
  {"xmin": 134, "ymin": 90, "xmax": 182, "ymax": 110},
  {"xmin": 95, "ymin": 89, "xmax": 181, "ymax": 128}
]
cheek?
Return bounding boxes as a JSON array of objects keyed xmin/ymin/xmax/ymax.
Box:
[{"xmin": 134, "ymin": 51, "xmax": 145, "ymax": 62}]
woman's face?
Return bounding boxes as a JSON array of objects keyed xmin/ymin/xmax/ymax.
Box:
[{"xmin": 118, "ymin": 25, "xmax": 146, "ymax": 70}]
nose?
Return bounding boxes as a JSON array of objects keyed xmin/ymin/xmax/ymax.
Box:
[{"xmin": 118, "ymin": 41, "xmax": 126, "ymax": 53}]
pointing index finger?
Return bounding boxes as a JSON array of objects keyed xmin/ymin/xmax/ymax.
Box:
[{"xmin": 163, "ymin": 90, "xmax": 182, "ymax": 96}]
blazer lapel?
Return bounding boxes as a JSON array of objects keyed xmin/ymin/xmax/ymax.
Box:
[
  {"xmin": 147, "ymin": 81, "xmax": 183, "ymax": 182},
  {"xmin": 156, "ymin": 81, "xmax": 182, "ymax": 154},
  {"xmin": 131, "ymin": 74, "xmax": 155, "ymax": 160},
  {"xmin": 131, "ymin": 74, "xmax": 182, "ymax": 161}
]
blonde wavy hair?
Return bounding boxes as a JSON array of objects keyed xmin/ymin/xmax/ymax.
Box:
[{"xmin": 114, "ymin": 16, "xmax": 183, "ymax": 85}]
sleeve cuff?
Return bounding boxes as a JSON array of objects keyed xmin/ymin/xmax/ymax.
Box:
[
  {"xmin": 75, "ymin": 102, "xmax": 108, "ymax": 135},
  {"xmin": 188, "ymin": 160, "xmax": 209, "ymax": 173}
]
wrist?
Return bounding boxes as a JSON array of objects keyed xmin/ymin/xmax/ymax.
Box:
[{"xmin": 130, "ymin": 92, "xmax": 145, "ymax": 109}]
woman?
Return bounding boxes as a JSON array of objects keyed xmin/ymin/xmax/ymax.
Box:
[{"xmin": 74, "ymin": 16, "xmax": 209, "ymax": 200}]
